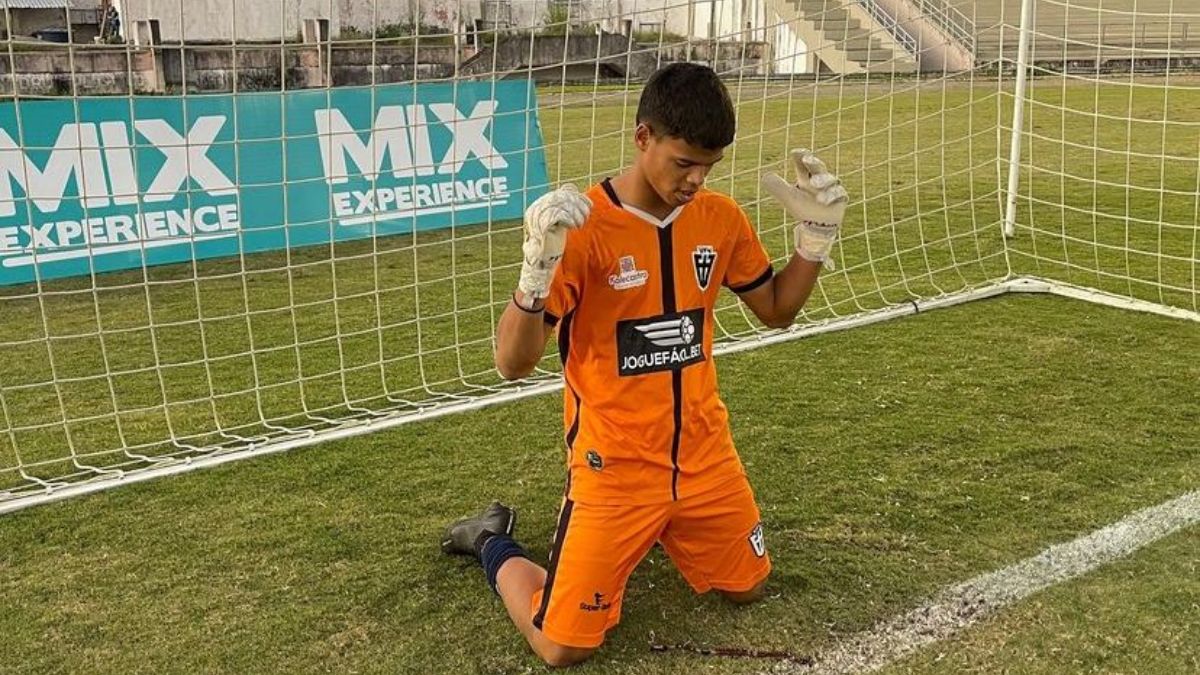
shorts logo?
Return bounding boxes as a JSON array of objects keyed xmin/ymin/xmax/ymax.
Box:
[
  {"xmin": 579, "ymin": 592, "xmax": 613, "ymax": 612},
  {"xmin": 608, "ymin": 255, "xmax": 649, "ymax": 290},
  {"xmin": 748, "ymin": 523, "xmax": 766, "ymax": 558},
  {"xmin": 693, "ymin": 245, "xmax": 717, "ymax": 290},
  {"xmin": 586, "ymin": 449, "xmax": 603, "ymax": 471},
  {"xmin": 615, "ymin": 308, "xmax": 706, "ymax": 376}
]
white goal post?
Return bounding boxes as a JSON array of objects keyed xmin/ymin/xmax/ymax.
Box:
[{"xmin": 0, "ymin": 0, "xmax": 1197, "ymax": 514}]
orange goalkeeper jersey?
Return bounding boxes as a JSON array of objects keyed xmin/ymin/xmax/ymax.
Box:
[{"xmin": 543, "ymin": 180, "xmax": 774, "ymax": 505}]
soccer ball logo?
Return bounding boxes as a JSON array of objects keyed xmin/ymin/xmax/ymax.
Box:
[
  {"xmin": 633, "ymin": 313, "xmax": 700, "ymax": 347},
  {"xmin": 678, "ymin": 315, "xmax": 695, "ymax": 344}
]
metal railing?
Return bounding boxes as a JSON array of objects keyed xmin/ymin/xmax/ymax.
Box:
[
  {"xmin": 857, "ymin": 0, "xmax": 919, "ymax": 56},
  {"xmin": 975, "ymin": 21, "xmax": 1200, "ymax": 61},
  {"xmin": 1096, "ymin": 21, "xmax": 1198, "ymax": 50},
  {"xmin": 914, "ymin": 0, "xmax": 975, "ymax": 55}
]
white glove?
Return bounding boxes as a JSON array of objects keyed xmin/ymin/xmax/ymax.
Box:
[
  {"xmin": 761, "ymin": 149, "xmax": 849, "ymax": 270},
  {"xmin": 518, "ymin": 184, "xmax": 591, "ymax": 304}
]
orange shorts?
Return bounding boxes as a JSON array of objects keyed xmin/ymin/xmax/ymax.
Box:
[{"xmin": 529, "ymin": 475, "xmax": 771, "ymax": 648}]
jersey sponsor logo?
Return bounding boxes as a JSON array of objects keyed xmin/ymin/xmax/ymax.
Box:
[
  {"xmin": 692, "ymin": 245, "xmax": 717, "ymax": 290},
  {"xmin": 579, "ymin": 592, "xmax": 613, "ymax": 612},
  {"xmin": 608, "ymin": 254, "xmax": 649, "ymax": 290},
  {"xmin": 616, "ymin": 308, "xmax": 706, "ymax": 376},
  {"xmin": 748, "ymin": 522, "xmax": 766, "ymax": 558},
  {"xmin": 586, "ymin": 449, "xmax": 603, "ymax": 471}
]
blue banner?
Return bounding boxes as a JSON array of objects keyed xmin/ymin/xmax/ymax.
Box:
[{"xmin": 0, "ymin": 80, "xmax": 549, "ymax": 285}]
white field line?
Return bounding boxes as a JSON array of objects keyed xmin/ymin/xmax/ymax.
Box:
[{"xmin": 769, "ymin": 489, "xmax": 1200, "ymax": 674}]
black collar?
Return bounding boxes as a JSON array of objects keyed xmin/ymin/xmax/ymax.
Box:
[{"xmin": 601, "ymin": 178, "xmax": 621, "ymax": 207}]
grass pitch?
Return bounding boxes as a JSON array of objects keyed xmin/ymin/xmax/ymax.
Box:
[
  {"xmin": 0, "ymin": 75, "xmax": 1197, "ymax": 672},
  {"xmin": 0, "ymin": 294, "xmax": 1197, "ymax": 673}
]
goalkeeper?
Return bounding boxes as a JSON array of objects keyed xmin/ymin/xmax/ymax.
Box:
[{"xmin": 440, "ymin": 63, "xmax": 848, "ymax": 667}]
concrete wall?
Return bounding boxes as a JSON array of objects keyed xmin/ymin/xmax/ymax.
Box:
[
  {"xmin": 335, "ymin": 1, "xmax": 772, "ymax": 40},
  {"xmin": 0, "ymin": 43, "xmax": 460, "ymax": 95},
  {"xmin": 162, "ymin": 43, "xmax": 457, "ymax": 91},
  {"xmin": 554, "ymin": 1, "xmax": 772, "ymax": 40},
  {"xmin": 330, "ymin": 44, "xmax": 455, "ymax": 83},
  {"xmin": 115, "ymin": 0, "xmax": 339, "ymax": 43},
  {"xmin": 337, "ymin": 0, "xmax": 413, "ymax": 33},
  {"xmin": 514, "ymin": 1, "xmax": 765, "ymax": 39},
  {"xmin": 460, "ymin": 32, "xmax": 769, "ymax": 81},
  {"xmin": 336, "ymin": 0, "xmax": 464, "ymax": 33},
  {"xmin": 160, "ymin": 46, "xmax": 324, "ymax": 91},
  {"xmin": 0, "ymin": 48, "xmax": 158, "ymax": 96},
  {"xmin": 460, "ymin": 33, "xmax": 651, "ymax": 80}
]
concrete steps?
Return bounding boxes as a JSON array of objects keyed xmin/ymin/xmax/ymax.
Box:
[
  {"xmin": 948, "ymin": 0, "xmax": 1197, "ymax": 64},
  {"xmin": 774, "ymin": 0, "xmax": 919, "ymax": 74}
]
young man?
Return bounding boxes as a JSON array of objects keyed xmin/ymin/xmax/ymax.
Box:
[{"xmin": 440, "ymin": 63, "xmax": 848, "ymax": 667}]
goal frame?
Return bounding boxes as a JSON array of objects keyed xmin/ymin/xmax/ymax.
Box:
[{"xmin": 2, "ymin": 0, "xmax": 1198, "ymax": 515}]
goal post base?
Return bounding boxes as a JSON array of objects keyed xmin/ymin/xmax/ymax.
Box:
[{"xmin": 1006, "ymin": 277, "xmax": 1200, "ymax": 324}]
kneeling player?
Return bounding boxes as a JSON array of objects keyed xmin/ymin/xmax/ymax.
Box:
[{"xmin": 441, "ymin": 63, "xmax": 848, "ymax": 667}]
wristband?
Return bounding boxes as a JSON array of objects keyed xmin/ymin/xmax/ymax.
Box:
[{"xmin": 512, "ymin": 292, "xmax": 544, "ymax": 313}]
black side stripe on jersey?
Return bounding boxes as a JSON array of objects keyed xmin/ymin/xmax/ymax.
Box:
[
  {"xmin": 557, "ymin": 310, "xmax": 575, "ymax": 367},
  {"xmin": 543, "ymin": 309, "xmax": 560, "ymax": 327},
  {"xmin": 563, "ymin": 384, "xmax": 580, "ymax": 499},
  {"xmin": 559, "ymin": 310, "xmax": 579, "ymax": 497},
  {"xmin": 532, "ymin": 498, "xmax": 575, "ymax": 631},
  {"xmin": 669, "ymin": 369, "xmax": 683, "ymax": 500},
  {"xmin": 565, "ymin": 386, "xmax": 582, "ymax": 450},
  {"xmin": 728, "ymin": 265, "xmax": 775, "ymax": 295},
  {"xmin": 656, "ymin": 224, "xmax": 684, "ymax": 501}
]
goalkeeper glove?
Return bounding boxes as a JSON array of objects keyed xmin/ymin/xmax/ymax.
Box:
[
  {"xmin": 517, "ymin": 184, "xmax": 591, "ymax": 306},
  {"xmin": 761, "ymin": 149, "xmax": 849, "ymax": 269}
]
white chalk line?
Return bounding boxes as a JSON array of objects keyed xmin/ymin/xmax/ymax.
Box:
[{"xmin": 768, "ymin": 489, "xmax": 1200, "ymax": 674}]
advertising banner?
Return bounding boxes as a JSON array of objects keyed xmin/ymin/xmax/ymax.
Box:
[{"xmin": 0, "ymin": 80, "xmax": 548, "ymax": 285}]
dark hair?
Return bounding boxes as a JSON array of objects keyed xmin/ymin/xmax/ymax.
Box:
[{"xmin": 636, "ymin": 63, "xmax": 736, "ymax": 150}]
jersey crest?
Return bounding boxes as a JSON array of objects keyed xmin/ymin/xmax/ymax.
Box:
[{"xmin": 692, "ymin": 245, "xmax": 717, "ymax": 291}]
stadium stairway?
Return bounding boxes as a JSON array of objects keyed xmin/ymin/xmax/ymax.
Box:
[
  {"xmin": 864, "ymin": 0, "xmax": 976, "ymax": 72},
  {"xmin": 769, "ymin": 0, "xmax": 920, "ymax": 74}
]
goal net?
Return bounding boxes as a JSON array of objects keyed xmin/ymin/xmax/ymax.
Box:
[
  {"xmin": 0, "ymin": 0, "xmax": 1195, "ymax": 511},
  {"xmin": 996, "ymin": 0, "xmax": 1200, "ymax": 311}
]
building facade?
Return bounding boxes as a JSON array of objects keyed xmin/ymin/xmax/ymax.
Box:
[{"xmin": 112, "ymin": 0, "xmax": 338, "ymax": 43}]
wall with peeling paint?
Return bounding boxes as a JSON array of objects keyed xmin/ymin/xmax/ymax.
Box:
[
  {"xmin": 334, "ymin": 1, "xmax": 766, "ymax": 39},
  {"xmin": 113, "ymin": 0, "xmax": 802, "ymax": 74},
  {"xmin": 335, "ymin": 0, "xmax": 501, "ymax": 34},
  {"xmin": 115, "ymin": 0, "xmax": 339, "ymax": 43}
]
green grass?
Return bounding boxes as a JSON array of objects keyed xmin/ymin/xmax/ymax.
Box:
[
  {"xmin": 884, "ymin": 526, "xmax": 1199, "ymax": 674},
  {"xmin": 11, "ymin": 75, "xmax": 1196, "ymax": 496},
  {"xmin": 0, "ymin": 294, "xmax": 1196, "ymax": 674},
  {"xmin": 0, "ymin": 75, "xmax": 1011, "ymax": 493},
  {"xmin": 0, "ymin": 74, "xmax": 1197, "ymax": 671},
  {"xmin": 1007, "ymin": 77, "xmax": 1200, "ymax": 310}
]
